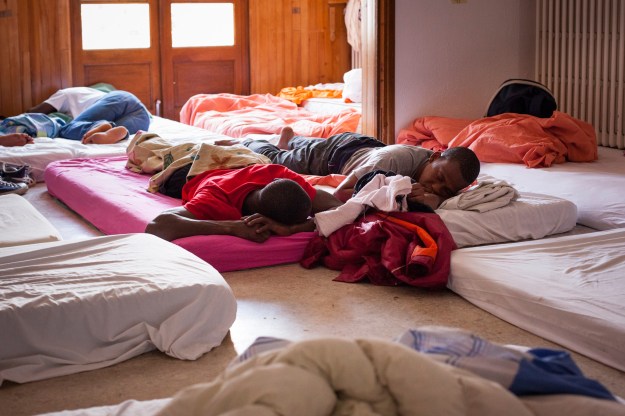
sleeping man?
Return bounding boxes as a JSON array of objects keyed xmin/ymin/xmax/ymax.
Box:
[
  {"xmin": 217, "ymin": 127, "xmax": 481, "ymax": 210},
  {"xmin": 145, "ymin": 164, "xmax": 343, "ymax": 242}
]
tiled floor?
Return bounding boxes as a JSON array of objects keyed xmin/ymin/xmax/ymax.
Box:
[{"xmin": 1, "ymin": 183, "xmax": 623, "ymax": 415}]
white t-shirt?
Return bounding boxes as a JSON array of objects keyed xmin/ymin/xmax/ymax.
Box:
[{"xmin": 45, "ymin": 87, "xmax": 107, "ymax": 117}]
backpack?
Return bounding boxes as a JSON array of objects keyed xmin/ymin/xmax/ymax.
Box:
[{"xmin": 485, "ymin": 79, "xmax": 557, "ymax": 118}]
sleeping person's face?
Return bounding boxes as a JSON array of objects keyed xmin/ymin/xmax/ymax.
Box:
[{"xmin": 418, "ymin": 156, "xmax": 468, "ymax": 200}]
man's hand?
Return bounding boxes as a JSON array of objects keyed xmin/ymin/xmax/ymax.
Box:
[
  {"xmin": 232, "ymin": 219, "xmax": 271, "ymax": 242},
  {"xmin": 242, "ymin": 214, "xmax": 293, "ymax": 236},
  {"xmin": 407, "ymin": 183, "xmax": 442, "ymax": 210}
]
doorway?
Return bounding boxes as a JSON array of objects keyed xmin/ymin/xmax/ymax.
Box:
[{"xmin": 70, "ymin": 0, "xmax": 249, "ymax": 120}]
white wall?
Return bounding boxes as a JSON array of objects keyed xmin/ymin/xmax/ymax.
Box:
[{"xmin": 394, "ymin": 0, "xmax": 536, "ymax": 137}]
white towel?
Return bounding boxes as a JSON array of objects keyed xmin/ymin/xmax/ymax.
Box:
[
  {"xmin": 314, "ymin": 174, "xmax": 413, "ymax": 237},
  {"xmin": 438, "ymin": 179, "xmax": 518, "ymax": 213}
]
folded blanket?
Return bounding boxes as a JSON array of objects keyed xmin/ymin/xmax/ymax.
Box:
[
  {"xmin": 438, "ymin": 178, "xmax": 519, "ymax": 213},
  {"xmin": 314, "ymin": 174, "xmax": 412, "ymax": 237}
]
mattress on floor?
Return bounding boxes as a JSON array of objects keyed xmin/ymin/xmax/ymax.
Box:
[
  {"xmin": 479, "ymin": 146, "xmax": 625, "ymax": 230},
  {"xmin": 448, "ymin": 228, "xmax": 625, "ymax": 371},
  {"xmin": 0, "ymin": 233, "xmax": 237, "ymax": 384},
  {"xmin": 437, "ymin": 192, "xmax": 577, "ymax": 248},
  {"xmin": 44, "ymin": 156, "xmax": 315, "ymax": 272},
  {"xmin": 0, "ymin": 194, "xmax": 62, "ymax": 247},
  {"xmin": 0, "ymin": 116, "xmax": 230, "ymax": 182}
]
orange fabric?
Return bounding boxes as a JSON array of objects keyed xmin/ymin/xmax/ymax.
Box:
[
  {"xmin": 396, "ymin": 112, "xmax": 598, "ymax": 168},
  {"xmin": 278, "ymin": 86, "xmax": 343, "ymax": 105},
  {"xmin": 180, "ymin": 93, "xmax": 360, "ymax": 139},
  {"xmin": 303, "ymin": 174, "xmax": 347, "ymax": 187},
  {"xmin": 379, "ymin": 214, "xmax": 439, "ymax": 261}
]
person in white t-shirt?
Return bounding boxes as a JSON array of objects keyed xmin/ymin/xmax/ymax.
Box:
[{"xmin": 28, "ymin": 87, "xmax": 107, "ymax": 118}]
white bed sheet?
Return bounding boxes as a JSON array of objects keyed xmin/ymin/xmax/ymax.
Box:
[
  {"xmin": 437, "ymin": 192, "xmax": 577, "ymax": 248},
  {"xmin": 0, "ymin": 194, "xmax": 62, "ymax": 247},
  {"xmin": 0, "ymin": 233, "xmax": 237, "ymax": 384},
  {"xmin": 448, "ymin": 228, "xmax": 625, "ymax": 371},
  {"xmin": 0, "ymin": 116, "xmax": 230, "ymax": 182},
  {"xmin": 300, "ymin": 97, "xmax": 362, "ymax": 115},
  {"xmin": 479, "ymin": 146, "xmax": 625, "ymax": 230}
]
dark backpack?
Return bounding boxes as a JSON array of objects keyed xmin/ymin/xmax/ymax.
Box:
[{"xmin": 486, "ymin": 79, "xmax": 557, "ymax": 118}]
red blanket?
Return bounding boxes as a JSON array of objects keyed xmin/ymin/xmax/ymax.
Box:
[
  {"xmin": 180, "ymin": 93, "xmax": 361, "ymax": 138},
  {"xmin": 397, "ymin": 112, "xmax": 598, "ymax": 168}
]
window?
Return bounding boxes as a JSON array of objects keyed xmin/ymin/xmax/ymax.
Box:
[
  {"xmin": 81, "ymin": 3, "xmax": 150, "ymax": 50},
  {"xmin": 171, "ymin": 3, "xmax": 234, "ymax": 47}
]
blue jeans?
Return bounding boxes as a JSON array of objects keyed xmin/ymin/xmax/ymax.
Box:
[{"xmin": 59, "ymin": 91, "xmax": 151, "ymax": 141}]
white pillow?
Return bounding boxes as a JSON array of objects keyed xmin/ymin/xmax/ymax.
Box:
[{"xmin": 342, "ymin": 68, "xmax": 362, "ymax": 103}]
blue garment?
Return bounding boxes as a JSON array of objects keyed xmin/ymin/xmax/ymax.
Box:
[
  {"xmin": 0, "ymin": 113, "xmax": 65, "ymax": 138},
  {"xmin": 58, "ymin": 90, "xmax": 151, "ymax": 141}
]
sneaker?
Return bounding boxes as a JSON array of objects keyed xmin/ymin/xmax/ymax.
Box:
[
  {"xmin": 0, "ymin": 179, "xmax": 28, "ymax": 195},
  {"xmin": 0, "ymin": 162, "xmax": 35, "ymax": 187}
]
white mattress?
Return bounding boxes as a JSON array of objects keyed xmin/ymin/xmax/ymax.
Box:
[
  {"xmin": 0, "ymin": 233, "xmax": 237, "ymax": 384},
  {"xmin": 0, "ymin": 116, "xmax": 229, "ymax": 182},
  {"xmin": 0, "ymin": 194, "xmax": 62, "ymax": 247},
  {"xmin": 479, "ymin": 146, "xmax": 625, "ymax": 230},
  {"xmin": 437, "ymin": 191, "xmax": 577, "ymax": 248},
  {"xmin": 448, "ymin": 228, "xmax": 625, "ymax": 371}
]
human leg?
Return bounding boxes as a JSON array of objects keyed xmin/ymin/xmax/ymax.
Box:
[
  {"xmin": 82, "ymin": 126, "xmax": 128, "ymax": 144},
  {"xmin": 59, "ymin": 91, "xmax": 148, "ymax": 140},
  {"xmin": 0, "ymin": 133, "xmax": 34, "ymax": 147}
]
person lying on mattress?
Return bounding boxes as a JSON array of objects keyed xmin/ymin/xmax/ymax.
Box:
[
  {"xmin": 1, "ymin": 88, "xmax": 150, "ymax": 145},
  {"xmin": 145, "ymin": 164, "xmax": 343, "ymax": 243},
  {"xmin": 217, "ymin": 127, "xmax": 480, "ymax": 209}
]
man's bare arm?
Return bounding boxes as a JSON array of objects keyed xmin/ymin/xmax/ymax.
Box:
[
  {"xmin": 311, "ymin": 188, "xmax": 343, "ymax": 213},
  {"xmin": 145, "ymin": 206, "xmax": 270, "ymax": 242},
  {"xmin": 26, "ymin": 102, "xmax": 57, "ymax": 114},
  {"xmin": 332, "ymin": 172, "xmax": 358, "ymax": 203}
]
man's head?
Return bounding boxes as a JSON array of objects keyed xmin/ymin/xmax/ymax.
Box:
[
  {"xmin": 418, "ymin": 147, "xmax": 480, "ymax": 199},
  {"xmin": 256, "ymin": 179, "xmax": 313, "ymax": 225}
]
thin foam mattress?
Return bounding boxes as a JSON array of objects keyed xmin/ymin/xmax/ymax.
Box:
[
  {"xmin": 448, "ymin": 228, "xmax": 625, "ymax": 371},
  {"xmin": 44, "ymin": 156, "xmax": 315, "ymax": 272},
  {"xmin": 0, "ymin": 194, "xmax": 62, "ymax": 247},
  {"xmin": 0, "ymin": 233, "xmax": 237, "ymax": 384},
  {"xmin": 479, "ymin": 146, "xmax": 625, "ymax": 230}
]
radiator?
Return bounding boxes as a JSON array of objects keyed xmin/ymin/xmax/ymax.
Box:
[{"xmin": 536, "ymin": 0, "xmax": 625, "ymax": 148}]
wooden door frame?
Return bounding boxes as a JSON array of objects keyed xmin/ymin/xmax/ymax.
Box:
[{"xmin": 362, "ymin": 0, "xmax": 394, "ymax": 144}]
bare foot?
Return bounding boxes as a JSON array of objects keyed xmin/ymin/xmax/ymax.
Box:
[
  {"xmin": 214, "ymin": 139, "xmax": 242, "ymax": 146},
  {"xmin": 83, "ymin": 126, "xmax": 128, "ymax": 144},
  {"xmin": 0, "ymin": 133, "xmax": 34, "ymax": 147},
  {"xmin": 82, "ymin": 122, "xmax": 113, "ymax": 143},
  {"xmin": 276, "ymin": 126, "xmax": 294, "ymax": 149}
]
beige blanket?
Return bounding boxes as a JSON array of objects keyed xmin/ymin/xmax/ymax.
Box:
[
  {"xmin": 126, "ymin": 132, "xmax": 271, "ymax": 193},
  {"xmin": 155, "ymin": 337, "xmax": 625, "ymax": 416}
]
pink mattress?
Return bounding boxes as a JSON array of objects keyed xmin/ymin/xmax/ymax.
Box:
[{"xmin": 44, "ymin": 156, "xmax": 315, "ymax": 272}]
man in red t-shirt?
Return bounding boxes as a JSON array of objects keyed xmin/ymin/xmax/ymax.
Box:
[{"xmin": 146, "ymin": 164, "xmax": 343, "ymax": 242}]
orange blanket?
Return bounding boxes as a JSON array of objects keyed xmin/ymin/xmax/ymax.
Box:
[
  {"xmin": 397, "ymin": 112, "xmax": 598, "ymax": 168},
  {"xmin": 278, "ymin": 86, "xmax": 343, "ymax": 105},
  {"xmin": 180, "ymin": 93, "xmax": 360, "ymax": 139}
]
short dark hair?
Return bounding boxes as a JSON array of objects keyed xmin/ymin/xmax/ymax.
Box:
[
  {"xmin": 440, "ymin": 146, "xmax": 480, "ymax": 184},
  {"xmin": 257, "ymin": 179, "xmax": 312, "ymax": 225}
]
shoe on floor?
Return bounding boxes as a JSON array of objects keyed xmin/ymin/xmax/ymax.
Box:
[
  {"xmin": 0, "ymin": 162, "xmax": 35, "ymax": 187},
  {"xmin": 0, "ymin": 179, "xmax": 28, "ymax": 196}
]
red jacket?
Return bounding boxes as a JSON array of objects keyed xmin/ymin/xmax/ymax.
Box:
[{"xmin": 301, "ymin": 211, "xmax": 456, "ymax": 288}]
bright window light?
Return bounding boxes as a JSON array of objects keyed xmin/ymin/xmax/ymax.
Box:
[
  {"xmin": 81, "ymin": 4, "xmax": 150, "ymax": 50},
  {"xmin": 171, "ymin": 3, "xmax": 234, "ymax": 47}
]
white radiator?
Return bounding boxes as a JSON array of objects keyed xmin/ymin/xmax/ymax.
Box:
[{"xmin": 536, "ymin": 0, "xmax": 625, "ymax": 148}]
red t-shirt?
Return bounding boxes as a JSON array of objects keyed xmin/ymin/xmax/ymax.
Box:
[{"xmin": 182, "ymin": 164, "xmax": 317, "ymax": 220}]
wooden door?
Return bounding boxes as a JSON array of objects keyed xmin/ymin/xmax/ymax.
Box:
[
  {"xmin": 70, "ymin": 0, "xmax": 162, "ymax": 115},
  {"xmin": 159, "ymin": 0, "xmax": 249, "ymax": 120}
]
